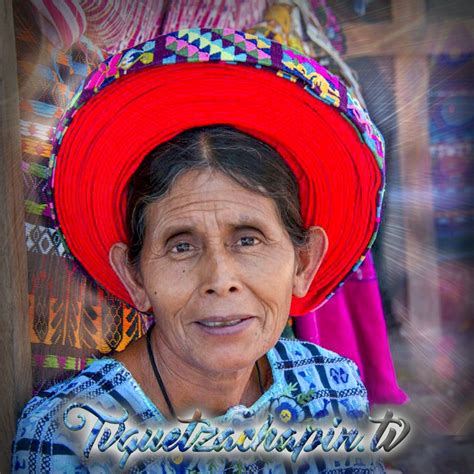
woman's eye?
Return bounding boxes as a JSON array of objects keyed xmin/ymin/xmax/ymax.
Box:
[
  {"xmin": 171, "ymin": 242, "xmax": 192, "ymax": 253},
  {"xmin": 238, "ymin": 236, "xmax": 259, "ymax": 247}
]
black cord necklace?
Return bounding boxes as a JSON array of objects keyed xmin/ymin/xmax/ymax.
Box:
[{"xmin": 146, "ymin": 326, "xmax": 265, "ymax": 420}]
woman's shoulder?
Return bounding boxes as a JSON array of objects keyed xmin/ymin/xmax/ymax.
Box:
[
  {"xmin": 274, "ymin": 337, "xmax": 362, "ymax": 372},
  {"xmin": 17, "ymin": 358, "xmax": 125, "ymax": 417},
  {"xmin": 269, "ymin": 338, "xmax": 369, "ymax": 420},
  {"xmin": 11, "ymin": 357, "xmax": 154, "ymax": 472}
]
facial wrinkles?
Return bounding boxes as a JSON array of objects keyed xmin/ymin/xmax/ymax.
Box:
[
  {"xmin": 142, "ymin": 172, "xmax": 294, "ymax": 311},
  {"xmin": 148, "ymin": 208, "xmax": 289, "ymax": 325},
  {"xmin": 145, "ymin": 196, "xmax": 285, "ymax": 265},
  {"xmin": 148, "ymin": 193, "xmax": 276, "ymax": 241}
]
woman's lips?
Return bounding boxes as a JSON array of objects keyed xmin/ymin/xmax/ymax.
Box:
[{"xmin": 194, "ymin": 316, "xmax": 255, "ymax": 335}]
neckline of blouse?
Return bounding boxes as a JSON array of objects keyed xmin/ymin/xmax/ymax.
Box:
[{"xmin": 100, "ymin": 345, "xmax": 285, "ymax": 424}]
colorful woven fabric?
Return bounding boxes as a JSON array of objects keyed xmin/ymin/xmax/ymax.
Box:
[
  {"xmin": 80, "ymin": 0, "xmax": 165, "ymax": 53},
  {"xmin": 246, "ymin": 1, "xmax": 363, "ymax": 103},
  {"xmin": 162, "ymin": 0, "xmax": 271, "ymax": 40},
  {"xmin": 308, "ymin": 0, "xmax": 346, "ymax": 55},
  {"xmin": 81, "ymin": 0, "xmax": 269, "ymax": 54},
  {"xmin": 30, "ymin": 0, "xmax": 86, "ymax": 50},
  {"xmin": 48, "ymin": 28, "xmax": 385, "ymax": 315},
  {"xmin": 15, "ymin": 6, "xmax": 149, "ymax": 395},
  {"xmin": 28, "ymin": 0, "xmax": 271, "ymax": 55}
]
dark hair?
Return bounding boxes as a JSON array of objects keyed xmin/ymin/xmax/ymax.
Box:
[{"xmin": 126, "ymin": 125, "xmax": 309, "ymax": 267}]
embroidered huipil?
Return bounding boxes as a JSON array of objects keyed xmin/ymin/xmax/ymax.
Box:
[{"xmin": 12, "ymin": 339, "xmax": 385, "ymax": 473}]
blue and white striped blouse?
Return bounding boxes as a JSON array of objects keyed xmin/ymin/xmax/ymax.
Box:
[{"xmin": 12, "ymin": 338, "xmax": 384, "ymax": 473}]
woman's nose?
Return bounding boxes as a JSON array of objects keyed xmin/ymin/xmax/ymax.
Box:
[{"xmin": 199, "ymin": 246, "xmax": 242, "ymax": 297}]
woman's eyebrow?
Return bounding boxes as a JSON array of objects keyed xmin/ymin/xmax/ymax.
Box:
[
  {"xmin": 159, "ymin": 216, "xmax": 268, "ymax": 240},
  {"xmin": 232, "ymin": 224, "xmax": 265, "ymax": 234},
  {"xmin": 161, "ymin": 226, "xmax": 195, "ymax": 243},
  {"xmin": 233, "ymin": 215, "xmax": 268, "ymax": 229}
]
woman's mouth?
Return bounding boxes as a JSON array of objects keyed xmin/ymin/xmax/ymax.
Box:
[
  {"xmin": 195, "ymin": 316, "xmax": 255, "ymax": 335},
  {"xmin": 199, "ymin": 319, "xmax": 242, "ymax": 327}
]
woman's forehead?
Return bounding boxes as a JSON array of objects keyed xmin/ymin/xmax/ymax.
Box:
[
  {"xmin": 145, "ymin": 170, "xmax": 282, "ymax": 234},
  {"xmin": 151, "ymin": 169, "xmax": 273, "ymax": 210}
]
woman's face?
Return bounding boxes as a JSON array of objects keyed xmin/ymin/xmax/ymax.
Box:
[{"xmin": 112, "ymin": 169, "xmax": 325, "ymax": 375}]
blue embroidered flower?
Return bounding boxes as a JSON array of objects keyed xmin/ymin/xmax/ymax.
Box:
[
  {"xmin": 270, "ymin": 396, "xmax": 305, "ymax": 423},
  {"xmin": 166, "ymin": 454, "xmax": 198, "ymax": 473}
]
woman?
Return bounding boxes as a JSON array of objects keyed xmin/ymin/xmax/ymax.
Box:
[{"xmin": 12, "ymin": 29, "xmax": 385, "ymax": 472}]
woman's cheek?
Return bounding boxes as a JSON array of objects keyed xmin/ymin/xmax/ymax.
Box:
[
  {"xmin": 238, "ymin": 248, "xmax": 294, "ymax": 280},
  {"xmin": 143, "ymin": 260, "xmax": 190, "ymax": 301}
]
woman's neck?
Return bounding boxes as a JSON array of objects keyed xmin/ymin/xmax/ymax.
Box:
[{"xmin": 114, "ymin": 330, "xmax": 271, "ymax": 419}]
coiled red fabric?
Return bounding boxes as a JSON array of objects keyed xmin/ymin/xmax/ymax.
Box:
[{"xmin": 55, "ymin": 62, "xmax": 381, "ymax": 315}]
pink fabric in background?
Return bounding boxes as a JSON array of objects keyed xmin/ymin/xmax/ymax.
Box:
[{"xmin": 295, "ymin": 251, "xmax": 408, "ymax": 405}]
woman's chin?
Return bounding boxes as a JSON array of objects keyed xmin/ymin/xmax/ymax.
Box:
[{"xmin": 186, "ymin": 317, "xmax": 266, "ymax": 373}]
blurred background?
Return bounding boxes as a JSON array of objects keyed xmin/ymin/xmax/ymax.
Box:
[
  {"xmin": 3, "ymin": 0, "xmax": 473, "ymax": 472},
  {"xmin": 333, "ymin": 3, "xmax": 474, "ymax": 472}
]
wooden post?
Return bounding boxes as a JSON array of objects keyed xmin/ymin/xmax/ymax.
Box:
[
  {"xmin": 393, "ymin": 53, "xmax": 441, "ymax": 337},
  {"xmin": 0, "ymin": 0, "xmax": 32, "ymax": 469},
  {"xmin": 391, "ymin": 0, "xmax": 441, "ymax": 338},
  {"xmin": 343, "ymin": 0, "xmax": 443, "ymax": 338}
]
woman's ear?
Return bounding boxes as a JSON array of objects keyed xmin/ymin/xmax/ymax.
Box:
[
  {"xmin": 109, "ymin": 243, "xmax": 151, "ymax": 312},
  {"xmin": 293, "ymin": 226, "xmax": 328, "ymax": 298}
]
